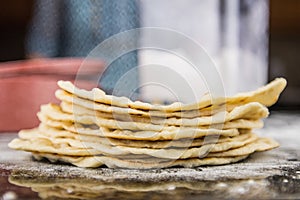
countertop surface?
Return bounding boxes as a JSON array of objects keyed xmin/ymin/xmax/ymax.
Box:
[{"xmin": 0, "ymin": 111, "xmax": 300, "ymax": 199}]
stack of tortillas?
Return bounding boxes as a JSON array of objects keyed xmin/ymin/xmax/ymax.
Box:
[{"xmin": 9, "ymin": 78, "xmax": 287, "ymax": 169}]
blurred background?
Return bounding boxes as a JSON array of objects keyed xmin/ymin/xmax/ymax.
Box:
[
  {"xmin": 0, "ymin": 0, "xmax": 299, "ymax": 105},
  {"xmin": 0, "ymin": 0, "xmax": 299, "ymax": 131}
]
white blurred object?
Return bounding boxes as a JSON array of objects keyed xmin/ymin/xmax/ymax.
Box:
[
  {"xmin": 2, "ymin": 191, "xmax": 18, "ymax": 200},
  {"xmin": 139, "ymin": 0, "xmax": 269, "ymax": 102},
  {"xmin": 139, "ymin": 50, "xmax": 208, "ymax": 103},
  {"xmin": 216, "ymin": 0, "xmax": 269, "ymax": 95}
]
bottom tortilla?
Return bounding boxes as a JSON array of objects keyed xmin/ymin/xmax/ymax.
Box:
[{"xmin": 32, "ymin": 152, "xmax": 249, "ymax": 169}]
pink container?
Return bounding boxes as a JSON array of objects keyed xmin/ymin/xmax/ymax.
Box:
[{"xmin": 0, "ymin": 58, "xmax": 104, "ymax": 132}]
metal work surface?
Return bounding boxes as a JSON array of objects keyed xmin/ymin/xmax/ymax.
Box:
[{"xmin": 0, "ymin": 111, "xmax": 299, "ymax": 199}]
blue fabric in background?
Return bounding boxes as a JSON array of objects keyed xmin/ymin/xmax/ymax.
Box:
[{"xmin": 26, "ymin": 0, "xmax": 140, "ymax": 99}]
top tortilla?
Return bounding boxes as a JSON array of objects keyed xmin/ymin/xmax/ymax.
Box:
[{"xmin": 57, "ymin": 78, "xmax": 286, "ymax": 112}]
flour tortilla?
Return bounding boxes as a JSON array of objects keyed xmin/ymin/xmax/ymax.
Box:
[
  {"xmin": 39, "ymin": 104, "xmax": 241, "ymax": 139},
  {"xmin": 17, "ymin": 127, "xmax": 257, "ymax": 154},
  {"xmin": 41, "ymin": 103, "xmax": 266, "ymax": 131},
  {"xmin": 57, "ymin": 78, "xmax": 286, "ymax": 111},
  {"xmin": 38, "ymin": 108, "xmax": 263, "ymax": 132},
  {"xmin": 37, "ymin": 115, "xmax": 240, "ymax": 141},
  {"xmin": 60, "ymin": 101, "xmax": 268, "ymax": 127},
  {"xmin": 56, "ymin": 90, "xmax": 215, "ymax": 118},
  {"xmin": 32, "ymin": 152, "xmax": 249, "ymax": 169},
  {"xmin": 18, "ymin": 126, "xmax": 254, "ymax": 149},
  {"xmin": 8, "ymin": 138, "xmax": 100, "ymax": 156},
  {"xmin": 8, "ymin": 129, "xmax": 262, "ymax": 159},
  {"xmin": 56, "ymin": 89, "xmax": 270, "ymax": 119},
  {"xmin": 41, "ymin": 103, "xmax": 202, "ymax": 131},
  {"xmin": 7, "ymin": 78, "xmax": 285, "ymax": 169},
  {"xmin": 208, "ymin": 137, "xmax": 279, "ymax": 157}
]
